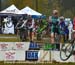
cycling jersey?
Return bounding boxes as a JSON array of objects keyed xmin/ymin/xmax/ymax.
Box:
[
  {"xmin": 60, "ymin": 21, "xmax": 65, "ymax": 35},
  {"xmin": 37, "ymin": 19, "xmax": 48, "ymax": 34},
  {"xmin": 51, "ymin": 16, "xmax": 60, "ymax": 34}
]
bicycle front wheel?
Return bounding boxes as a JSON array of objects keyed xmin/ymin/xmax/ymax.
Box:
[{"xmin": 60, "ymin": 43, "xmax": 74, "ymax": 61}]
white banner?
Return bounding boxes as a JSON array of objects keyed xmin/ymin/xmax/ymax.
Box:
[
  {"xmin": 16, "ymin": 51, "xmax": 25, "ymax": 61},
  {"xmin": 0, "ymin": 51, "xmax": 5, "ymax": 61},
  {"xmin": 0, "ymin": 42, "xmax": 30, "ymax": 51},
  {"xmin": 38, "ymin": 50, "xmax": 51, "ymax": 62},
  {"xmin": 13, "ymin": 42, "xmax": 30, "ymax": 50},
  {"xmin": 0, "ymin": 42, "xmax": 13, "ymax": 51},
  {"xmin": 51, "ymin": 51, "xmax": 75, "ymax": 62},
  {"xmin": 4, "ymin": 50, "xmax": 25, "ymax": 61},
  {"xmin": 0, "ymin": 50, "xmax": 25, "ymax": 61},
  {"xmin": 4, "ymin": 50, "xmax": 16, "ymax": 61},
  {"xmin": 0, "ymin": 50, "xmax": 75, "ymax": 62}
]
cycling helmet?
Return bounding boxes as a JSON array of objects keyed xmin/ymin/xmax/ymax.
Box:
[{"xmin": 60, "ymin": 16, "xmax": 64, "ymax": 20}]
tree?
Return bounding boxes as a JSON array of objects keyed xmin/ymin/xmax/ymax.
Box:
[
  {"xmin": 3, "ymin": 0, "xmax": 33, "ymax": 9},
  {"xmin": 63, "ymin": 10, "xmax": 74, "ymax": 18},
  {"xmin": 50, "ymin": 0, "xmax": 62, "ymax": 16}
]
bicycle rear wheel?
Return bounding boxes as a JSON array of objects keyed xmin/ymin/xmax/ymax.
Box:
[{"xmin": 60, "ymin": 42, "xmax": 74, "ymax": 61}]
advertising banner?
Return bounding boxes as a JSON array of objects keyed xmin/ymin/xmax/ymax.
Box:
[
  {"xmin": 0, "ymin": 42, "xmax": 13, "ymax": 51},
  {"xmin": 0, "ymin": 42, "xmax": 30, "ymax": 51},
  {"xmin": 51, "ymin": 51, "xmax": 75, "ymax": 62},
  {"xmin": 4, "ymin": 50, "xmax": 16, "ymax": 61},
  {"xmin": 16, "ymin": 51, "xmax": 25, "ymax": 61},
  {"xmin": 0, "ymin": 50, "xmax": 25, "ymax": 61},
  {"xmin": 13, "ymin": 42, "xmax": 30, "ymax": 50},
  {"xmin": 0, "ymin": 51, "xmax": 5, "ymax": 61},
  {"xmin": 25, "ymin": 50, "xmax": 38, "ymax": 61},
  {"xmin": 38, "ymin": 50, "xmax": 50, "ymax": 62}
]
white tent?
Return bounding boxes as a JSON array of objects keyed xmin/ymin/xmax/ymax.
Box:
[
  {"xmin": 16, "ymin": 11, "xmax": 25, "ymax": 14},
  {"xmin": 21, "ymin": 6, "xmax": 42, "ymax": 16},
  {"xmin": 0, "ymin": 4, "xmax": 22, "ymax": 14}
]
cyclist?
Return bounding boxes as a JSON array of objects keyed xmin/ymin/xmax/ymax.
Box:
[
  {"xmin": 37, "ymin": 17, "xmax": 48, "ymax": 40},
  {"xmin": 59, "ymin": 16, "xmax": 65, "ymax": 43},
  {"xmin": 73, "ymin": 17, "xmax": 75, "ymax": 31},
  {"xmin": 64, "ymin": 18, "xmax": 69, "ymax": 42},
  {"xmin": 68, "ymin": 18, "xmax": 73, "ymax": 41},
  {"xmin": 72, "ymin": 17, "xmax": 75, "ymax": 39},
  {"xmin": 15, "ymin": 17, "xmax": 28, "ymax": 41},
  {"xmin": 50, "ymin": 10, "xmax": 60, "ymax": 44},
  {"xmin": 26, "ymin": 15, "xmax": 35, "ymax": 42}
]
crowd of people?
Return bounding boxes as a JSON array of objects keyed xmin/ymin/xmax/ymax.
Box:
[{"xmin": 0, "ymin": 10, "xmax": 75, "ymax": 43}]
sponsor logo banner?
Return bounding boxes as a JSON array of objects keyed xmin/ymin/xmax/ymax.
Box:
[
  {"xmin": 4, "ymin": 50, "xmax": 16, "ymax": 61},
  {"xmin": 13, "ymin": 42, "xmax": 30, "ymax": 50},
  {"xmin": 25, "ymin": 51, "xmax": 38, "ymax": 61},
  {"xmin": 0, "ymin": 42, "xmax": 13, "ymax": 51},
  {"xmin": 0, "ymin": 42, "xmax": 30, "ymax": 51},
  {"xmin": 13, "ymin": 42, "xmax": 25, "ymax": 50}
]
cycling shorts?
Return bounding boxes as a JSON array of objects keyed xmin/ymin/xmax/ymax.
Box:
[{"xmin": 51, "ymin": 26, "xmax": 60, "ymax": 34}]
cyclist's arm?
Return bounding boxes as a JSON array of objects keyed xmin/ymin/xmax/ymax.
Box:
[
  {"xmin": 20, "ymin": 20, "xmax": 27, "ymax": 28},
  {"xmin": 37, "ymin": 19, "xmax": 48, "ymax": 33}
]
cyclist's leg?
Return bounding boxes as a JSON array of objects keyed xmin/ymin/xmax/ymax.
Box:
[
  {"xmin": 50, "ymin": 26, "xmax": 55, "ymax": 44},
  {"xmin": 72, "ymin": 30, "xmax": 75, "ymax": 39},
  {"xmin": 64, "ymin": 30, "xmax": 68, "ymax": 42},
  {"xmin": 17, "ymin": 29, "xmax": 21, "ymax": 41},
  {"xmin": 29, "ymin": 28, "xmax": 32, "ymax": 41},
  {"xmin": 60, "ymin": 30, "xmax": 65, "ymax": 43},
  {"xmin": 22, "ymin": 31, "xmax": 26, "ymax": 41},
  {"xmin": 24, "ymin": 29, "xmax": 28, "ymax": 41},
  {"xmin": 19, "ymin": 30, "xmax": 23, "ymax": 41},
  {"xmin": 54, "ymin": 27, "xmax": 60, "ymax": 43},
  {"xmin": 60, "ymin": 33, "xmax": 65, "ymax": 43},
  {"xmin": 50, "ymin": 32, "xmax": 54, "ymax": 44},
  {"xmin": 69, "ymin": 29, "xmax": 72, "ymax": 41},
  {"xmin": 66, "ymin": 29, "xmax": 69, "ymax": 42},
  {"xmin": 32, "ymin": 31, "xmax": 34, "ymax": 41},
  {"xmin": 29, "ymin": 28, "xmax": 34, "ymax": 42}
]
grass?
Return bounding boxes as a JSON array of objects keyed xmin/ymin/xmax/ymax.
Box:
[
  {"xmin": 0, "ymin": 38, "xmax": 21, "ymax": 42},
  {"xmin": 0, "ymin": 34, "xmax": 47, "ymax": 42},
  {"xmin": 0, "ymin": 34, "xmax": 17, "ymax": 36},
  {"xmin": 0, "ymin": 34, "xmax": 20, "ymax": 42},
  {"xmin": 0, "ymin": 61, "xmax": 75, "ymax": 65}
]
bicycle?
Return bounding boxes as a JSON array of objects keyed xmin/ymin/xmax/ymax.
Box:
[{"xmin": 60, "ymin": 30, "xmax": 75, "ymax": 61}]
